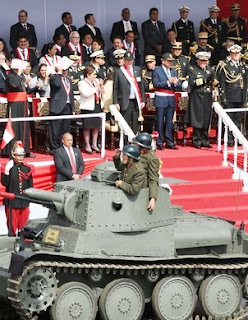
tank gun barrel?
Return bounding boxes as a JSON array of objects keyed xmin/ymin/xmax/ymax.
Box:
[
  {"xmin": 0, "ymin": 191, "xmax": 54, "ymax": 208},
  {"xmin": 24, "ymin": 188, "xmax": 64, "ymax": 203}
]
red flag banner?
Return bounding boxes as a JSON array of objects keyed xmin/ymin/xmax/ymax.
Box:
[{"xmin": 0, "ymin": 119, "xmax": 15, "ymax": 150}]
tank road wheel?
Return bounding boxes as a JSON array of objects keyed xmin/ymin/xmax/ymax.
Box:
[
  {"xmin": 151, "ymin": 276, "xmax": 196, "ymax": 320},
  {"xmin": 199, "ymin": 274, "xmax": 242, "ymax": 317},
  {"xmin": 50, "ymin": 282, "xmax": 97, "ymax": 320},
  {"xmin": 18, "ymin": 266, "xmax": 57, "ymax": 313},
  {"xmin": 99, "ymin": 278, "xmax": 145, "ymax": 320}
]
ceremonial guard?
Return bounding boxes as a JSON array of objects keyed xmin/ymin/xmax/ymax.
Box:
[
  {"xmin": 89, "ymin": 50, "xmax": 107, "ymax": 80},
  {"xmin": 171, "ymin": 42, "xmax": 190, "ymax": 81},
  {"xmin": 200, "ymin": 5, "xmax": 225, "ymax": 65},
  {"xmin": 172, "ymin": 6, "xmax": 196, "ymax": 56},
  {"xmin": 142, "ymin": 54, "xmax": 156, "ymax": 92},
  {"xmin": 190, "ymin": 32, "xmax": 214, "ymax": 66},
  {"xmin": 217, "ymin": 45, "xmax": 247, "ymax": 146},
  {"xmin": 68, "ymin": 55, "xmax": 85, "ymax": 95},
  {"xmin": 1, "ymin": 141, "xmax": 33, "ymax": 235},
  {"xmin": 222, "ymin": 4, "xmax": 247, "ymax": 50},
  {"xmin": 187, "ymin": 52, "xmax": 218, "ymax": 149},
  {"xmin": 113, "ymin": 144, "xmax": 147, "ymax": 195},
  {"xmin": 133, "ymin": 132, "xmax": 160, "ymax": 211}
]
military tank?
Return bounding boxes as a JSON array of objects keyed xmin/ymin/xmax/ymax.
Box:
[{"xmin": 1, "ymin": 161, "xmax": 248, "ymax": 320}]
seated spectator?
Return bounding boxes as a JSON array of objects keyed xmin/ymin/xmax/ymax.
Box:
[
  {"xmin": 53, "ymin": 132, "xmax": 84, "ymax": 182},
  {"xmin": 29, "ymin": 63, "xmax": 50, "ymax": 97},
  {"xmin": 23, "ymin": 61, "xmax": 35, "ymax": 92},
  {"xmin": 91, "ymin": 39, "xmax": 103, "ymax": 52},
  {"xmin": 105, "ymin": 36, "xmax": 124, "ymax": 68},
  {"xmin": 82, "ymin": 33, "xmax": 93, "ymax": 58},
  {"xmin": 164, "ymin": 29, "xmax": 177, "ymax": 54},
  {"xmin": 61, "ymin": 31, "xmax": 88, "ymax": 65},
  {"xmin": 78, "ymin": 65, "xmax": 103, "ymax": 154},
  {"xmin": 89, "ymin": 50, "xmax": 107, "ymax": 80},
  {"xmin": 39, "ymin": 42, "xmax": 61, "ymax": 72},
  {"xmin": 53, "ymin": 33, "xmax": 66, "ymax": 56},
  {"xmin": 0, "ymin": 38, "xmax": 11, "ymax": 61},
  {"xmin": 113, "ymin": 144, "xmax": 147, "ymax": 195},
  {"xmin": 123, "ymin": 31, "xmax": 140, "ymax": 66}
]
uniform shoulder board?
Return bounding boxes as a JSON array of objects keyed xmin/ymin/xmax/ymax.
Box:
[
  {"xmin": 222, "ymin": 17, "xmax": 229, "ymax": 23},
  {"xmin": 207, "ymin": 44, "xmax": 214, "ymax": 50},
  {"xmin": 189, "ymin": 66, "xmax": 194, "ymax": 71}
]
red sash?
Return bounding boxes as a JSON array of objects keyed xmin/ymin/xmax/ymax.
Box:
[
  {"xmin": 84, "ymin": 78, "xmax": 101, "ymax": 103},
  {"xmin": 15, "ymin": 48, "xmax": 30, "ymax": 61},
  {"xmin": 155, "ymin": 88, "xmax": 175, "ymax": 95},
  {"xmin": 67, "ymin": 43, "xmax": 83, "ymax": 64},
  {"xmin": 62, "ymin": 77, "xmax": 71, "ymax": 97},
  {"xmin": 121, "ymin": 66, "xmax": 142, "ymax": 108},
  {"xmin": 44, "ymin": 54, "xmax": 58, "ymax": 67},
  {"xmin": 7, "ymin": 92, "xmax": 27, "ymax": 102}
]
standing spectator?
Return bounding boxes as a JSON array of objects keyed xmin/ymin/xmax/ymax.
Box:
[
  {"xmin": 113, "ymin": 51, "xmax": 145, "ymax": 134},
  {"xmin": 78, "ymin": 65, "xmax": 103, "ymax": 154},
  {"xmin": 68, "ymin": 55, "xmax": 85, "ymax": 95},
  {"xmin": 0, "ymin": 52, "xmax": 7, "ymax": 94},
  {"xmin": 142, "ymin": 54, "xmax": 156, "ymax": 92},
  {"xmin": 11, "ymin": 35, "xmax": 38, "ymax": 73},
  {"xmin": 53, "ymin": 132, "xmax": 84, "ymax": 182},
  {"xmin": 106, "ymin": 36, "xmax": 124, "ymax": 68},
  {"xmin": 29, "ymin": 63, "xmax": 50, "ymax": 97},
  {"xmin": 49, "ymin": 58, "xmax": 75, "ymax": 150},
  {"xmin": 111, "ymin": 8, "xmax": 139, "ymax": 42},
  {"xmin": 0, "ymin": 38, "xmax": 11, "ymax": 61},
  {"xmin": 54, "ymin": 12, "xmax": 77, "ymax": 43},
  {"xmin": 10, "ymin": 10, "xmax": 37, "ymax": 50},
  {"xmin": 153, "ymin": 53, "xmax": 181, "ymax": 150},
  {"xmin": 172, "ymin": 5, "xmax": 196, "ymax": 56},
  {"xmin": 39, "ymin": 43, "xmax": 61, "ymax": 73},
  {"xmin": 78, "ymin": 14, "xmax": 105, "ymax": 48},
  {"xmin": 171, "ymin": 42, "xmax": 190, "ymax": 81},
  {"xmin": 200, "ymin": 5, "xmax": 225, "ymax": 65},
  {"xmin": 61, "ymin": 31, "xmax": 88, "ymax": 65},
  {"xmin": 123, "ymin": 31, "xmax": 141, "ymax": 66},
  {"xmin": 89, "ymin": 50, "xmax": 107, "ymax": 80},
  {"xmin": 187, "ymin": 52, "xmax": 218, "ymax": 148},
  {"xmin": 5, "ymin": 59, "xmax": 31, "ymax": 156},
  {"xmin": 218, "ymin": 45, "xmax": 247, "ymax": 146},
  {"xmin": 222, "ymin": 4, "xmax": 247, "ymax": 49},
  {"xmin": 1, "ymin": 141, "xmax": 33, "ymax": 235},
  {"xmin": 142, "ymin": 8, "xmax": 167, "ymax": 65},
  {"xmin": 53, "ymin": 33, "xmax": 66, "ymax": 56}
]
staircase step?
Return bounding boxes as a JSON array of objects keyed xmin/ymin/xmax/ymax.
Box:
[{"xmin": 164, "ymin": 155, "xmax": 222, "ymax": 168}]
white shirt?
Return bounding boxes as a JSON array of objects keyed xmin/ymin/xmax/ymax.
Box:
[
  {"xmin": 17, "ymin": 47, "xmax": 28, "ymax": 60},
  {"xmin": 181, "ymin": 19, "xmax": 188, "ymax": 25},
  {"xmin": 122, "ymin": 20, "xmax": 132, "ymax": 32},
  {"xmin": 211, "ymin": 19, "xmax": 217, "ymax": 24},
  {"xmin": 63, "ymin": 146, "xmax": 76, "ymax": 165},
  {"xmin": 55, "ymin": 44, "xmax": 61, "ymax": 53},
  {"xmin": 69, "ymin": 42, "xmax": 81, "ymax": 53},
  {"xmin": 86, "ymin": 23, "xmax": 96, "ymax": 36}
]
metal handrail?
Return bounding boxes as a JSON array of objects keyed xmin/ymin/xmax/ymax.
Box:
[{"xmin": 213, "ymin": 102, "xmax": 248, "ymax": 192}]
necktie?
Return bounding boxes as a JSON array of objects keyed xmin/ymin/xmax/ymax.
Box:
[
  {"xmin": 23, "ymin": 24, "xmax": 27, "ymax": 30},
  {"xmin": 68, "ymin": 148, "xmax": 76, "ymax": 174},
  {"xmin": 68, "ymin": 25, "xmax": 72, "ymax": 33},
  {"xmin": 154, "ymin": 22, "xmax": 159, "ymax": 32},
  {"xmin": 22, "ymin": 50, "xmax": 25, "ymax": 59},
  {"xmin": 126, "ymin": 22, "xmax": 130, "ymax": 31}
]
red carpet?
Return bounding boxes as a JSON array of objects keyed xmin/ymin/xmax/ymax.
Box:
[{"xmin": 1, "ymin": 145, "xmax": 247, "ymax": 230}]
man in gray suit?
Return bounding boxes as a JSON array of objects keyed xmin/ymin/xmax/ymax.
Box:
[
  {"xmin": 54, "ymin": 132, "xmax": 85, "ymax": 182},
  {"xmin": 113, "ymin": 51, "xmax": 145, "ymax": 133}
]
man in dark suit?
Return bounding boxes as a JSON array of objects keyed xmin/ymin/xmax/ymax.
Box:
[
  {"xmin": 78, "ymin": 14, "xmax": 105, "ymax": 48},
  {"xmin": 54, "ymin": 132, "xmax": 84, "ymax": 182},
  {"xmin": 172, "ymin": 5, "xmax": 196, "ymax": 56},
  {"xmin": 53, "ymin": 33, "xmax": 66, "ymax": 56},
  {"xmin": 142, "ymin": 8, "xmax": 167, "ymax": 65},
  {"xmin": 49, "ymin": 59, "xmax": 75, "ymax": 150},
  {"xmin": 11, "ymin": 36, "xmax": 38, "ymax": 73},
  {"xmin": 105, "ymin": 36, "xmax": 124, "ymax": 68},
  {"xmin": 0, "ymin": 52, "xmax": 7, "ymax": 94},
  {"xmin": 10, "ymin": 10, "xmax": 37, "ymax": 50},
  {"xmin": 111, "ymin": 8, "xmax": 139, "ymax": 42},
  {"xmin": 123, "ymin": 31, "xmax": 140, "ymax": 66},
  {"xmin": 113, "ymin": 51, "xmax": 145, "ymax": 133},
  {"xmin": 61, "ymin": 31, "xmax": 88, "ymax": 65},
  {"xmin": 54, "ymin": 12, "xmax": 77, "ymax": 43},
  {"xmin": 153, "ymin": 53, "xmax": 182, "ymax": 149}
]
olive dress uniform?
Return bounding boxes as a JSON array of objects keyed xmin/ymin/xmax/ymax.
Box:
[
  {"xmin": 68, "ymin": 65, "xmax": 85, "ymax": 95},
  {"xmin": 188, "ymin": 64, "xmax": 216, "ymax": 147},
  {"xmin": 190, "ymin": 44, "xmax": 214, "ymax": 66},
  {"xmin": 222, "ymin": 16, "xmax": 247, "ymax": 48},
  {"xmin": 172, "ymin": 55, "xmax": 190, "ymax": 81},
  {"xmin": 218, "ymin": 58, "xmax": 247, "ymax": 144},
  {"xmin": 142, "ymin": 69, "xmax": 154, "ymax": 92},
  {"xmin": 140, "ymin": 150, "xmax": 160, "ymax": 200},
  {"xmin": 113, "ymin": 156, "xmax": 147, "ymax": 195}
]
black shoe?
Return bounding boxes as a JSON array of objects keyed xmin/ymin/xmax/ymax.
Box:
[
  {"xmin": 202, "ymin": 144, "xmax": 213, "ymax": 148},
  {"xmin": 228, "ymin": 142, "xmax": 234, "ymax": 147},
  {"xmin": 156, "ymin": 145, "xmax": 164, "ymax": 150},
  {"xmin": 84, "ymin": 148, "xmax": 93, "ymax": 154},
  {"xmin": 194, "ymin": 144, "xmax": 201, "ymax": 149},
  {"xmin": 92, "ymin": 146, "xmax": 101, "ymax": 153},
  {"xmin": 25, "ymin": 153, "xmax": 36, "ymax": 158},
  {"xmin": 165, "ymin": 144, "xmax": 179, "ymax": 150}
]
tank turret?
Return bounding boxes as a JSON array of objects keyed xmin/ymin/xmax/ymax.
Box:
[{"xmin": 0, "ymin": 162, "xmax": 248, "ymax": 320}]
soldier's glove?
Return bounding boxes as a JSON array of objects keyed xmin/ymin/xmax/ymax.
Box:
[{"xmin": 4, "ymin": 160, "xmax": 14, "ymax": 175}]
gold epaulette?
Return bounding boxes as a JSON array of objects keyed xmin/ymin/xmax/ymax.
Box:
[
  {"xmin": 207, "ymin": 44, "xmax": 214, "ymax": 51},
  {"xmin": 189, "ymin": 45, "xmax": 198, "ymax": 55},
  {"xmin": 215, "ymin": 60, "xmax": 226, "ymax": 73},
  {"xmin": 189, "ymin": 66, "xmax": 194, "ymax": 71},
  {"xmin": 222, "ymin": 17, "xmax": 229, "ymax": 24},
  {"xmin": 142, "ymin": 69, "xmax": 146, "ymax": 77}
]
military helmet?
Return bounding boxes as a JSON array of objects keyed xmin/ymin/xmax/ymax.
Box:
[
  {"xmin": 133, "ymin": 132, "xmax": 152, "ymax": 149},
  {"xmin": 122, "ymin": 144, "xmax": 140, "ymax": 161}
]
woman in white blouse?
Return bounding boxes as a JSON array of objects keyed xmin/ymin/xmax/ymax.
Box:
[
  {"xmin": 39, "ymin": 43, "xmax": 61, "ymax": 73},
  {"xmin": 78, "ymin": 65, "xmax": 102, "ymax": 154}
]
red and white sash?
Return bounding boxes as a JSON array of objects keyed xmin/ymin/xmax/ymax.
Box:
[
  {"xmin": 67, "ymin": 43, "xmax": 83, "ymax": 64},
  {"xmin": 123, "ymin": 40, "xmax": 135, "ymax": 57},
  {"xmin": 120, "ymin": 65, "xmax": 142, "ymax": 109},
  {"xmin": 84, "ymin": 78, "xmax": 101, "ymax": 103},
  {"xmin": 44, "ymin": 54, "xmax": 58, "ymax": 67},
  {"xmin": 62, "ymin": 77, "xmax": 71, "ymax": 97},
  {"xmin": 16, "ymin": 48, "xmax": 30, "ymax": 61}
]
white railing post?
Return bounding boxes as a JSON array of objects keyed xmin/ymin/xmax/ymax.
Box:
[
  {"xmin": 217, "ymin": 114, "xmax": 222, "ymax": 152},
  {"xmin": 243, "ymin": 152, "xmax": 248, "ymax": 192},
  {"xmin": 101, "ymin": 113, "xmax": 106, "ymax": 159},
  {"xmin": 232, "ymin": 138, "xmax": 239, "ymax": 179},
  {"xmin": 222, "ymin": 124, "xmax": 228, "ymax": 167}
]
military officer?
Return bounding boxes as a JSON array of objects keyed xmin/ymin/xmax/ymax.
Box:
[
  {"xmin": 133, "ymin": 132, "xmax": 160, "ymax": 211},
  {"xmin": 172, "ymin": 5, "xmax": 196, "ymax": 56},
  {"xmin": 218, "ymin": 45, "xmax": 247, "ymax": 146},
  {"xmin": 68, "ymin": 55, "xmax": 85, "ymax": 95},
  {"xmin": 142, "ymin": 54, "xmax": 156, "ymax": 92},
  {"xmin": 222, "ymin": 3, "xmax": 247, "ymax": 50},
  {"xmin": 171, "ymin": 42, "xmax": 190, "ymax": 82},
  {"xmin": 200, "ymin": 5, "xmax": 225, "ymax": 65},
  {"xmin": 187, "ymin": 51, "xmax": 218, "ymax": 148},
  {"xmin": 190, "ymin": 32, "xmax": 214, "ymax": 66},
  {"xmin": 113, "ymin": 144, "xmax": 147, "ymax": 195}
]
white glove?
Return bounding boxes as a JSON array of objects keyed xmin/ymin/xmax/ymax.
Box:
[
  {"xmin": 182, "ymin": 80, "xmax": 188, "ymax": 91},
  {"xmin": 4, "ymin": 160, "xmax": 14, "ymax": 175}
]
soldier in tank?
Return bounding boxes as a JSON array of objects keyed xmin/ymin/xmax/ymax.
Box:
[
  {"xmin": 133, "ymin": 132, "xmax": 160, "ymax": 211},
  {"xmin": 113, "ymin": 144, "xmax": 147, "ymax": 195}
]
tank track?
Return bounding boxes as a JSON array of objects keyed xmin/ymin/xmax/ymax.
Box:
[{"xmin": 6, "ymin": 260, "xmax": 248, "ymax": 320}]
